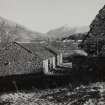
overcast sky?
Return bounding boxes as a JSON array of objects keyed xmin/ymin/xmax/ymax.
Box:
[{"xmin": 0, "ymin": 0, "xmax": 104, "ymax": 33}]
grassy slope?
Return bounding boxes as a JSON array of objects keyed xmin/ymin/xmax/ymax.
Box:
[{"xmin": 0, "ymin": 82, "xmax": 105, "ymax": 105}]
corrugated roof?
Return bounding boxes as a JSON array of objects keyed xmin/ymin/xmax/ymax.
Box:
[{"xmin": 16, "ymin": 42, "xmax": 54, "ymax": 60}]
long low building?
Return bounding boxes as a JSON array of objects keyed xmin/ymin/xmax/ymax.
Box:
[{"xmin": 0, "ymin": 42, "xmax": 63, "ymax": 77}]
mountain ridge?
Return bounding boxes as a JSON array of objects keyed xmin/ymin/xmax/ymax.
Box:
[
  {"xmin": 46, "ymin": 25, "xmax": 89, "ymax": 39},
  {"xmin": 0, "ymin": 16, "xmax": 89, "ymax": 43},
  {"xmin": 0, "ymin": 16, "xmax": 45, "ymax": 43}
]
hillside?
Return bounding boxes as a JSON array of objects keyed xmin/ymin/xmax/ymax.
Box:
[
  {"xmin": 46, "ymin": 25, "xmax": 89, "ymax": 39},
  {"xmin": 0, "ymin": 17, "xmax": 45, "ymax": 43},
  {"xmin": 62, "ymin": 32, "xmax": 88, "ymax": 41},
  {"xmin": 82, "ymin": 5, "xmax": 105, "ymax": 55},
  {"xmin": 0, "ymin": 16, "xmax": 89, "ymax": 43}
]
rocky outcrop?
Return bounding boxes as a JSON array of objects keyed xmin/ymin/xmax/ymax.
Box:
[{"xmin": 82, "ymin": 5, "xmax": 105, "ymax": 55}]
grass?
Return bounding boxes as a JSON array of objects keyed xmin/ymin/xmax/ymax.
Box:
[
  {"xmin": 0, "ymin": 82, "xmax": 105, "ymax": 105},
  {"xmin": 0, "ymin": 73, "xmax": 105, "ymax": 105}
]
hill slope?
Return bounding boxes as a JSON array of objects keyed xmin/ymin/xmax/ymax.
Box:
[
  {"xmin": 46, "ymin": 25, "xmax": 89, "ymax": 39},
  {"xmin": 82, "ymin": 5, "xmax": 105, "ymax": 55},
  {"xmin": 0, "ymin": 17, "xmax": 44, "ymax": 43}
]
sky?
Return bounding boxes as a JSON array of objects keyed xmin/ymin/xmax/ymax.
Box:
[{"xmin": 0, "ymin": 0, "xmax": 104, "ymax": 33}]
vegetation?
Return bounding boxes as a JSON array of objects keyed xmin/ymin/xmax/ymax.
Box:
[
  {"xmin": 62, "ymin": 32, "xmax": 87, "ymax": 41},
  {"xmin": 0, "ymin": 78, "xmax": 105, "ymax": 105},
  {"xmin": 82, "ymin": 5, "xmax": 105, "ymax": 56}
]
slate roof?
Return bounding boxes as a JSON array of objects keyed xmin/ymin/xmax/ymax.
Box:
[
  {"xmin": 44, "ymin": 44, "xmax": 61, "ymax": 55},
  {"xmin": 16, "ymin": 42, "xmax": 54, "ymax": 60}
]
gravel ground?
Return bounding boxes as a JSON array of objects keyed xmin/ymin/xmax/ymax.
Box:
[{"xmin": 0, "ymin": 82, "xmax": 105, "ymax": 105}]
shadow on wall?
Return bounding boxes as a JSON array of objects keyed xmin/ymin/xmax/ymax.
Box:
[{"xmin": 0, "ymin": 64, "xmax": 104, "ymax": 95}]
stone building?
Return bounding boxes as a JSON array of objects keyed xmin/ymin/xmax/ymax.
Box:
[
  {"xmin": 0, "ymin": 42, "xmax": 58, "ymax": 77},
  {"xmin": 0, "ymin": 42, "xmax": 41, "ymax": 77},
  {"xmin": 21, "ymin": 43, "xmax": 56, "ymax": 74}
]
